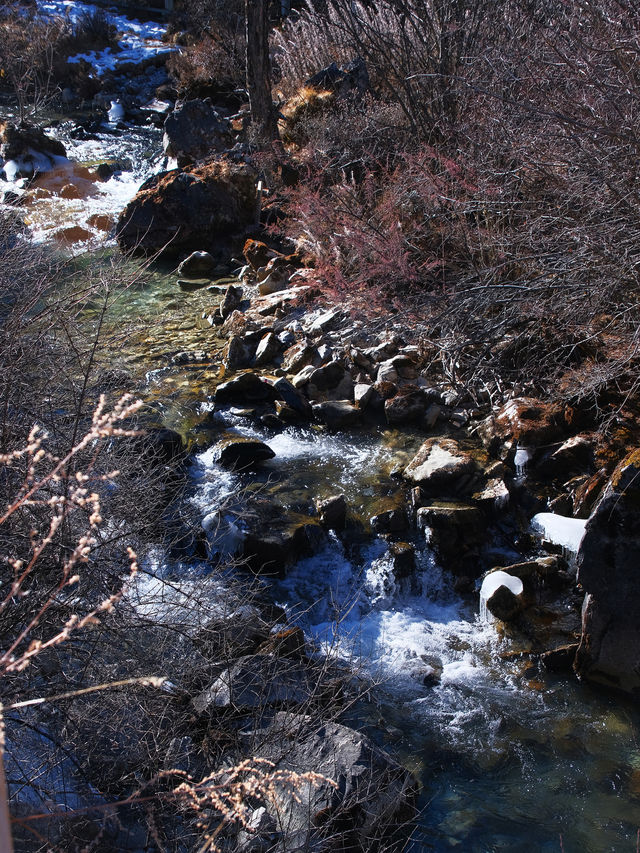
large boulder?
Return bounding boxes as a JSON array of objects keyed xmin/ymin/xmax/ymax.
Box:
[
  {"xmin": 116, "ymin": 158, "xmax": 256, "ymax": 256},
  {"xmin": 216, "ymin": 435, "xmax": 275, "ymax": 470},
  {"xmin": 575, "ymin": 449, "xmax": 640, "ymax": 694},
  {"xmin": 163, "ymin": 99, "xmax": 232, "ymax": 166},
  {"xmin": 241, "ymin": 711, "xmax": 416, "ymax": 852}
]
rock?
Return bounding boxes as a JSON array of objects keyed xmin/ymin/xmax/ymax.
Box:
[
  {"xmin": 480, "ymin": 397, "xmax": 564, "ymax": 455},
  {"xmin": 116, "ymin": 158, "xmax": 256, "ymax": 256},
  {"xmin": 244, "ymin": 711, "xmax": 416, "ymax": 852},
  {"xmin": 215, "ymin": 372, "xmax": 276, "ymax": 404},
  {"xmin": 243, "ymin": 238, "xmax": 280, "ymax": 270},
  {"xmin": 223, "ymin": 334, "xmax": 252, "ymax": 371},
  {"xmin": 575, "ymin": 449, "xmax": 640, "ymax": 694},
  {"xmin": 376, "ymin": 359, "xmax": 399, "ymax": 383},
  {"xmin": 486, "ymin": 582, "xmax": 525, "ymax": 621},
  {"xmin": 312, "ymin": 400, "xmax": 362, "ymax": 429},
  {"xmin": 384, "ymin": 385, "xmax": 426, "ymax": 425},
  {"xmin": 291, "ymin": 364, "xmax": 316, "ymax": 389},
  {"xmin": 540, "ymin": 643, "xmax": 579, "ymax": 672},
  {"xmin": 354, "ymin": 382, "xmax": 375, "ymax": 410},
  {"xmin": 0, "ymin": 120, "xmax": 66, "ymax": 181},
  {"xmin": 163, "ymin": 99, "xmax": 232, "ymax": 166},
  {"xmin": 258, "ymin": 627, "xmax": 307, "ymax": 658},
  {"xmin": 403, "ymin": 438, "xmax": 483, "ymax": 494},
  {"xmin": 241, "ymin": 516, "xmax": 325, "ymax": 575},
  {"xmin": 216, "ymin": 436, "xmax": 275, "ymax": 469},
  {"xmin": 283, "ymin": 341, "xmax": 317, "ymax": 373},
  {"xmin": 220, "ymin": 284, "xmax": 243, "ymax": 319},
  {"xmin": 177, "ymin": 250, "xmax": 217, "ymax": 278},
  {"xmin": 253, "ymin": 332, "xmax": 281, "ymax": 367},
  {"xmin": 308, "ymin": 308, "xmax": 342, "ymax": 334},
  {"xmin": 269, "ymin": 376, "xmax": 311, "ymax": 416},
  {"xmin": 316, "ymin": 494, "xmax": 347, "ymax": 530},
  {"xmin": 192, "ymin": 654, "xmax": 313, "ymax": 712},
  {"xmin": 388, "ymin": 541, "xmax": 416, "ymax": 579},
  {"xmin": 417, "ymin": 502, "xmax": 486, "ymax": 575}
]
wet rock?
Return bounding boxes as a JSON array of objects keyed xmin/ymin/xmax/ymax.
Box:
[
  {"xmin": 116, "ymin": 158, "xmax": 256, "ymax": 256},
  {"xmin": 177, "ymin": 250, "xmax": 217, "ymax": 278},
  {"xmin": 216, "ymin": 436, "xmax": 275, "ymax": 469},
  {"xmin": 316, "ymin": 494, "xmax": 347, "ymax": 531},
  {"xmin": 540, "ymin": 643, "xmax": 579, "ymax": 672},
  {"xmin": 312, "ymin": 400, "xmax": 362, "ymax": 429},
  {"xmin": 215, "ymin": 372, "xmax": 276, "ymax": 404},
  {"xmin": 163, "ymin": 99, "xmax": 232, "ymax": 166},
  {"xmin": 575, "ymin": 449, "xmax": 640, "ymax": 694},
  {"xmin": 384, "ymin": 385, "xmax": 427, "ymax": 425},
  {"xmin": 417, "ymin": 502, "xmax": 486, "ymax": 575},
  {"xmin": 403, "ymin": 438, "xmax": 483, "ymax": 495},
  {"xmin": 244, "ymin": 711, "xmax": 416, "ymax": 853},
  {"xmin": 388, "ymin": 541, "xmax": 416, "ymax": 580}
]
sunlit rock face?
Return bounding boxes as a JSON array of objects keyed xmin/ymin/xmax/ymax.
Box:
[{"xmin": 575, "ymin": 449, "xmax": 640, "ymax": 694}]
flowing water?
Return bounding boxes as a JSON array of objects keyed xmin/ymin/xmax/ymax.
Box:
[
  {"xmin": 188, "ymin": 414, "xmax": 640, "ymax": 852},
  {"xmin": 5, "ymin": 57, "xmax": 640, "ymax": 851}
]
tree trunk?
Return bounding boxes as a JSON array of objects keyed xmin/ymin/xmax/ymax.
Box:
[{"xmin": 245, "ymin": 0, "xmax": 279, "ymax": 143}]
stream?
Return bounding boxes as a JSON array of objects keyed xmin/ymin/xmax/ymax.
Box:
[{"xmin": 4, "ymin": 27, "xmax": 640, "ymax": 850}]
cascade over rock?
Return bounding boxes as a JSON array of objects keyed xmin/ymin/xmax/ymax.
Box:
[{"xmin": 575, "ymin": 449, "xmax": 640, "ymax": 694}]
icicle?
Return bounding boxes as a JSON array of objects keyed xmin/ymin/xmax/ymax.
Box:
[{"xmin": 514, "ymin": 445, "xmax": 532, "ymax": 479}]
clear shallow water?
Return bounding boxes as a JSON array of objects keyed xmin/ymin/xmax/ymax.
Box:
[{"xmin": 190, "ymin": 415, "xmax": 640, "ymax": 851}]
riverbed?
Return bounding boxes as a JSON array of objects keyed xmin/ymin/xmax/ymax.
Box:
[{"xmin": 4, "ymin": 39, "xmax": 640, "ymax": 853}]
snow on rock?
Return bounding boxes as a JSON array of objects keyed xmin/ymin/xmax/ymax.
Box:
[{"xmin": 531, "ymin": 512, "xmax": 587, "ymax": 555}]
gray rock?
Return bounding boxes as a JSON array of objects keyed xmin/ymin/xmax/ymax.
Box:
[
  {"xmin": 312, "ymin": 400, "xmax": 362, "ymax": 429},
  {"xmin": 216, "ymin": 436, "xmax": 276, "ymax": 469},
  {"xmin": 193, "ymin": 654, "xmax": 313, "ymax": 712},
  {"xmin": 220, "ymin": 284, "xmax": 243, "ymax": 319},
  {"xmin": 242, "ymin": 711, "xmax": 416, "ymax": 852},
  {"xmin": 215, "ymin": 372, "xmax": 276, "ymax": 404},
  {"xmin": 177, "ymin": 250, "xmax": 217, "ymax": 278},
  {"xmin": 163, "ymin": 99, "xmax": 232, "ymax": 166},
  {"xmin": 253, "ymin": 332, "xmax": 281, "ymax": 367}
]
